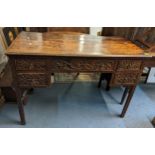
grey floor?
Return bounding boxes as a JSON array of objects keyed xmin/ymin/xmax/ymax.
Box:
[{"xmin": 0, "ymin": 82, "xmax": 155, "ymax": 128}]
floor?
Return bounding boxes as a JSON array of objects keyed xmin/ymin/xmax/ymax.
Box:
[{"xmin": 0, "ymin": 82, "xmax": 155, "ymax": 128}]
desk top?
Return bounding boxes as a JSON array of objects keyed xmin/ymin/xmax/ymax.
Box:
[{"xmin": 6, "ymin": 31, "xmax": 147, "ymax": 58}]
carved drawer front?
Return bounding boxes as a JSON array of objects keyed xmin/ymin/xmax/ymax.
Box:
[
  {"xmin": 15, "ymin": 59, "xmax": 47, "ymax": 71},
  {"xmin": 50, "ymin": 58, "xmax": 117, "ymax": 72},
  {"xmin": 112, "ymin": 72, "xmax": 141, "ymax": 85},
  {"xmin": 17, "ymin": 73, "xmax": 50, "ymax": 87},
  {"xmin": 117, "ymin": 60, "xmax": 142, "ymax": 71}
]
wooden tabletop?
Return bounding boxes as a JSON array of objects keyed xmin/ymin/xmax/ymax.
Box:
[{"xmin": 6, "ymin": 31, "xmax": 148, "ymax": 58}]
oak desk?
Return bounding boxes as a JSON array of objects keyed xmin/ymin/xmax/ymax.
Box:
[{"xmin": 6, "ymin": 32, "xmax": 152, "ymax": 125}]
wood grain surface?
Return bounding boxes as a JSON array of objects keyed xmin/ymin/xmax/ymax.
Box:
[{"xmin": 6, "ymin": 32, "xmax": 146, "ymax": 57}]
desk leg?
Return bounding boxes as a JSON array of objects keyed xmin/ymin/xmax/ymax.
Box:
[
  {"xmin": 120, "ymin": 87, "xmax": 129, "ymax": 105},
  {"xmin": 14, "ymin": 86, "xmax": 26, "ymax": 125},
  {"xmin": 120, "ymin": 86, "xmax": 136, "ymax": 118},
  {"xmin": 98, "ymin": 74, "xmax": 103, "ymax": 88}
]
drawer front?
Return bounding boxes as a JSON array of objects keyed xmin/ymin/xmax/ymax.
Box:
[
  {"xmin": 111, "ymin": 72, "xmax": 141, "ymax": 86},
  {"xmin": 50, "ymin": 58, "xmax": 117, "ymax": 72},
  {"xmin": 143, "ymin": 59, "xmax": 155, "ymax": 67},
  {"xmin": 15, "ymin": 59, "xmax": 47, "ymax": 71},
  {"xmin": 117, "ymin": 60, "xmax": 142, "ymax": 71},
  {"xmin": 17, "ymin": 73, "xmax": 50, "ymax": 87}
]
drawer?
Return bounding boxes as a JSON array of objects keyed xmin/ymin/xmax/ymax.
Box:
[
  {"xmin": 143, "ymin": 59, "xmax": 155, "ymax": 67},
  {"xmin": 15, "ymin": 59, "xmax": 47, "ymax": 71},
  {"xmin": 111, "ymin": 71, "xmax": 141, "ymax": 86},
  {"xmin": 50, "ymin": 58, "xmax": 117, "ymax": 72},
  {"xmin": 117, "ymin": 60, "xmax": 142, "ymax": 71},
  {"xmin": 17, "ymin": 73, "xmax": 51, "ymax": 87}
]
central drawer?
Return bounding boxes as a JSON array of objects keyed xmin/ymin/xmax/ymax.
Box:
[{"xmin": 50, "ymin": 58, "xmax": 117, "ymax": 72}]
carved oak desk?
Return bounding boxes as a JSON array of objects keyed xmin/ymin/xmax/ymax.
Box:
[{"xmin": 6, "ymin": 32, "xmax": 151, "ymax": 125}]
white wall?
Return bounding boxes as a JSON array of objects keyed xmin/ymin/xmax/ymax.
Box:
[{"xmin": 90, "ymin": 27, "xmax": 102, "ymax": 35}]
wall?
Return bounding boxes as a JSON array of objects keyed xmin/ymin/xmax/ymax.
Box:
[{"xmin": 90, "ymin": 27, "xmax": 102, "ymax": 35}]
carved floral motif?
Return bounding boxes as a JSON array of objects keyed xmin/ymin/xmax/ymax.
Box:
[
  {"xmin": 17, "ymin": 73, "xmax": 50, "ymax": 87},
  {"xmin": 117, "ymin": 60, "xmax": 142, "ymax": 71},
  {"xmin": 112, "ymin": 72, "xmax": 140, "ymax": 85},
  {"xmin": 15, "ymin": 59, "xmax": 46, "ymax": 71},
  {"xmin": 50, "ymin": 59, "xmax": 116, "ymax": 72},
  {"xmin": 14, "ymin": 57, "xmax": 143, "ymax": 87}
]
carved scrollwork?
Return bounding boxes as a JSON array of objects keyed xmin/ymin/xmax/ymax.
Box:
[
  {"xmin": 15, "ymin": 59, "xmax": 46, "ymax": 71},
  {"xmin": 112, "ymin": 72, "xmax": 140, "ymax": 85},
  {"xmin": 50, "ymin": 58, "xmax": 116, "ymax": 72},
  {"xmin": 117, "ymin": 60, "xmax": 142, "ymax": 71},
  {"xmin": 17, "ymin": 73, "xmax": 50, "ymax": 87}
]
